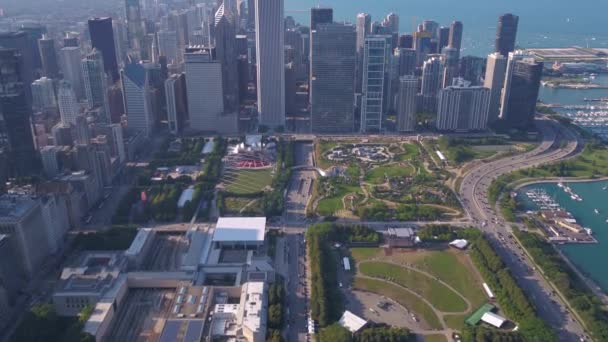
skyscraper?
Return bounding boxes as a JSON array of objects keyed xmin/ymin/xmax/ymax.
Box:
[
  {"xmin": 396, "ymin": 48, "xmax": 416, "ymax": 76},
  {"xmin": 157, "ymin": 30, "xmax": 178, "ymax": 64},
  {"xmin": 398, "ymin": 34, "xmax": 413, "ymax": 49},
  {"xmin": 441, "ymin": 47, "xmax": 459, "ymax": 88},
  {"xmin": 311, "ymin": 23, "xmax": 356, "ymax": 133},
  {"xmin": 422, "ymin": 20, "xmax": 439, "ymax": 38},
  {"xmin": 165, "ymin": 73, "xmax": 188, "ymax": 135},
  {"xmin": 38, "ymin": 37, "xmax": 60, "ymax": 78},
  {"xmin": 484, "ymin": 53, "xmax": 507, "ymax": 124},
  {"xmin": 88, "ymin": 17, "xmax": 119, "ymax": 82},
  {"xmin": 215, "ymin": 7, "xmax": 240, "ymax": 113},
  {"xmin": 184, "ymin": 48, "xmax": 236, "ymax": 133},
  {"xmin": 356, "ymin": 13, "xmax": 372, "ymax": 94},
  {"xmin": 310, "ymin": 7, "xmax": 333, "ymax": 30},
  {"xmin": 121, "ymin": 63, "xmax": 155, "ymax": 136},
  {"xmin": 0, "ymin": 48, "xmax": 39, "ymax": 176},
  {"xmin": 360, "ymin": 35, "xmax": 392, "ymax": 132},
  {"xmin": 437, "ymin": 27, "xmax": 450, "ymax": 53},
  {"xmin": 384, "ymin": 13, "xmax": 400, "ymax": 34},
  {"xmin": 448, "ymin": 21, "xmax": 463, "ymax": 56},
  {"xmin": 57, "ymin": 81, "xmax": 80, "ymax": 126},
  {"xmin": 81, "ymin": 50, "xmax": 110, "ymax": 122},
  {"xmin": 436, "ymin": 80, "xmax": 490, "ymax": 131},
  {"xmin": 31, "ymin": 77, "xmax": 56, "ymax": 110},
  {"xmin": 397, "ymin": 76, "xmax": 418, "ymax": 132},
  {"xmin": 0, "ymin": 32, "xmax": 35, "ymax": 98},
  {"xmin": 413, "ymin": 31, "xmax": 432, "ymax": 67},
  {"xmin": 496, "ymin": 14, "xmax": 519, "ymax": 57},
  {"xmin": 500, "ymin": 51, "xmax": 542, "ymax": 128},
  {"xmin": 255, "ymin": 0, "xmax": 285, "ymax": 128},
  {"xmin": 420, "ymin": 57, "xmax": 443, "ymax": 113},
  {"xmin": 59, "ymin": 47, "xmax": 84, "ymax": 99},
  {"xmin": 125, "ymin": 0, "xmax": 145, "ymax": 54}
]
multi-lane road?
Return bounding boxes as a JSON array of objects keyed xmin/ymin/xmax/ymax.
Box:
[{"xmin": 460, "ymin": 118, "xmax": 588, "ymax": 341}]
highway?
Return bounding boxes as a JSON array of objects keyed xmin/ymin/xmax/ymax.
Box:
[{"xmin": 459, "ymin": 118, "xmax": 588, "ymax": 341}]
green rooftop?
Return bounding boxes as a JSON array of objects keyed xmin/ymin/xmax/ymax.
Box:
[{"xmin": 465, "ymin": 303, "xmax": 496, "ymax": 326}]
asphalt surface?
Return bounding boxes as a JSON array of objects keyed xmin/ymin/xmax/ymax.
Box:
[{"xmin": 459, "ymin": 118, "xmax": 588, "ymax": 341}]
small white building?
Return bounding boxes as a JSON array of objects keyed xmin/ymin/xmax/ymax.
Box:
[
  {"xmin": 481, "ymin": 312, "xmax": 506, "ymax": 328},
  {"xmin": 212, "ymin": 217, "xmax": 266, "ymax": 249},
  {"xmin": 338, "ymin": 310, "xmax": 367, "ymax": 333},
  {"xmin": 449, "ymin": 239, "xmax": 469, "ymax": 250}
]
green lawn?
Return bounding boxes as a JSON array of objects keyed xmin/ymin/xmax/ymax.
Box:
[
  {"xmin": 224, "ymin": 169, "xmax": 273, "ymax": 195},
  {"xmin": 365, "ymin": 164, "xmax": 414, "ymax": 184},
  {"xmin": 444, "ymin": 313, "xmax": 467, "ymax": 331},
  {"xmin": 353, "ymin": 277, "xmax": 442, "ymax": 330},
  {"xmin": 317, "ymin": 183, "xmax": 361, "ymax": 216},
  {"xmin": 408, "ymin": 251, "xmax": 487, "ymax": 309},
  {"xmin": 359, "ymin": 261, "xmax": 467, "ymax": 312},
  {"xmin": 395, "ymin": 143, "xmax": 421, "ymax": 161},
  {"xmin": 350, "ymin": 247, "xmax": 381, "ymax": 261}
]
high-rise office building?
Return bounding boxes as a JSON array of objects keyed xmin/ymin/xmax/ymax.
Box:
[
  {"xmin": 396, "ymin": 48, "xmax": 416, "ymax": 76},
  {"xmin": 255, "ymin": 0, "xmax": 285, "ymax": 128},
  {"xmin": 413, "ymin": 31, "xmax": 432, "ymax": 67},
  {"xmin": 31, "ymin": 77, "xmax": 56, "ymax": 110},
  {"xmin": 121, "ymin": 63, "xmax": 155, "ymax": 137},
  {"xmin": 0, "ymin": 48, "xmax": 39, "ymax": 176},
  {"xmin": 500, "ymin": 51, "xmax": 542, "ymax": 128},
  {"xmin": 38, "ymin": 37, "xmax": 60, "ymax": 78},
  {"xmin": 81, "ymin": 49, "xmax": 110, "ymax": 122},
  {"xmin": 437, "ymin": 27, "xmax": 450, "ymax": 53},
  {"xmin": 0, "ymin": 32, "xmax": 36, "ymax": 100},
  {"xmin": 18, "ymin": 24, "xmax": 46, "ymax": 70},
  {"xmin": 88, "ymin": 17, "xmax": 119, "ymax": 82},
  {"xmin": 157, "ymin": 30, "xmax": 178, "ymax": 64},
  {"xmin": 184, "ymin": 48, "xmax": 236, "ymax": 133},
  {"xmin": 0, "ymin": 195, "xmax": 51, "ymax": 278},
  {"xmin": 109, "ymin": 124, "xmax": 126, "ymax": 163},
  {"xmin": 484, "ymin": 53, "xmax": 507, "ymax": 124},
  {"xmin": 398, "ymin": 34, "xmax": 413, "ymax": 49},
  {"xmin": 356, "ymin": 13, "xmax": 372, "ymax": 94},
  {"xmin": 165, "ymin": 73, "xmax": 188, "ymax": 135},
  {"xmin": 459, "ymin": 56, "xmax": 486, "ymax": 86},
  {"xmin": 125, "ymin": 0, "xmax": 145, "ymax": 54},
  {"xmin": 360, "ymin": 35, "xmax": 392, "ymax": 133},
  {"xmin": 496, "ymin": 14, "xmax": 519, "ymax": 57},
  {"xmin": 422, "ymin": 20, "xmax": 439, "ymax": 38},
  {"xmin": 420, "ymin": 57, "xmax": 443, "ymax": 113},
  {"xmin": 441, "ymin": 47, "xmax": 459, "ymax": 88},
  {"xmin": 310, "ymin": 23, "xmax": 356, "ymax": 133},
  {"xmin": 59, "ymin": 47, "xmax": 84, "ymax": 99},
  {"xmin": 384, "ymin": 13, "xmax": 399, "ymax": 33},
  {"xmin": 397, "ymin": 76, "xmax": 418, "ymax": 132},
  {"xmin": 436, "ymin": 80, "xmax": 490, "ymax": 131},
  {"xmin": 215, "ymin": 8, "xmax": 240, "ymax": 113},
  {"xmin": 448, "ymin": 21, "xmax": 463, "ymax": 56},
  {"xmin": 310, "ymin": 7, "xmax": 333, "ymax": 30},
  {"xmin": 57, "ymin": 81, "xmax": 80, "ymax": 126}
]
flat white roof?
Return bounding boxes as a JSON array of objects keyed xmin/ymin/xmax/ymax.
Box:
[
  {"xmin": 125, "ymin": 228, "xmax": 154, "ymax": 257},
  {"xmin": 481, "ymin": 312, "xmax": 506, "ymax": 328},
  {"xmin": 213, "ymin": 217, "xmax": 266, "ymax": 242},
  {"xmin": 339, "ymin": 310, "xmax": 367, "ymax": 333},
  {"xmin": 436, "ymin": 150, "xmax": 446, "ymax": 161}
]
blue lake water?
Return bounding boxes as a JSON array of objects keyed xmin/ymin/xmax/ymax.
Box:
[
  {"xmin": 285, "ymin": 0, "xmax": 608, "ymax": 57},
  {"xmin": 518, "ymin": 181, "xmax": 608, "ymax": 292}
]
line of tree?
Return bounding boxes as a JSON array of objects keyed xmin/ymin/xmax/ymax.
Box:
[
  {"xmin": 416, "ymin": 225, "xmax": 481, "ymax": 243},
  {"xmin": 308, "ymin": 223, "xmax": 381, "ymax": 327},
  {"xmin": 72, "ymin": 226, "xmax": 138, "ymax": 251},
  {"xmin": 514, "ymin": 228, "xmax": 608, "ymax": 340},
  {"xmin": 266, "ymin": 278, "xmax": 286, "ymax": 342},
  {"xmin": 318, "ymin": 323, "xmax": 413, "ymax": 342},
  {"xmin": 13, "ymin": 303, "xmax": 95, "ymax": 342},
  {"xmin": 466, "ymin": 234, "xmax": 555, "ymax": 341},
  {"xmin": 264, "ymin": 139, "xmax": 294, "ymax": 216}
]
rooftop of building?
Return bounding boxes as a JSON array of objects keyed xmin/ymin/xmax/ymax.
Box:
[
  {"xmin": 125, "ymin": 228, "xmax": 155, "ymax": 258},
  {"xmin": 0, "ymin": 194, "xmax": 38, "ymax": 223},
  {"xmin": 213, "ymin": 217, "xmax": 266, "ymax": 243},
  {"xmin": 55, "ymin": 251, "xmax": 126, "ymax": 295}
]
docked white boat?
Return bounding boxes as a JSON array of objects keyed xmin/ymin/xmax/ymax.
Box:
[{"xmin": 595, "ymin": 209, "xmax": 600, "ymax": 214}]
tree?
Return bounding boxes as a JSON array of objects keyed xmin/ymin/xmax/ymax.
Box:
[{"xmin": 318, "ymin": 323, "xmax": 352, "ymax": 342}]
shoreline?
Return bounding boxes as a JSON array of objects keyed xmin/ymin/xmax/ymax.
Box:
[{"xmin": 515, "ymin": 178, "xmax": 608, "ymax": 302}]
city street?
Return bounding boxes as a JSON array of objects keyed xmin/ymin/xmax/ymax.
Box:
[{"xmin": 459, "ymin": 118, "xmax": 588, "ymax": 341}]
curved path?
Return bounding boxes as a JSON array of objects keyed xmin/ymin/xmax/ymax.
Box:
[{"xmin": 459, "ymin": 118, "xmax": 588, "ymax": 341}]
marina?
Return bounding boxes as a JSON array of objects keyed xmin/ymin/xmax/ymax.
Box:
[{"xmin": 518, "ymin": 181, "xmax": 608, "ymax": 292}]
